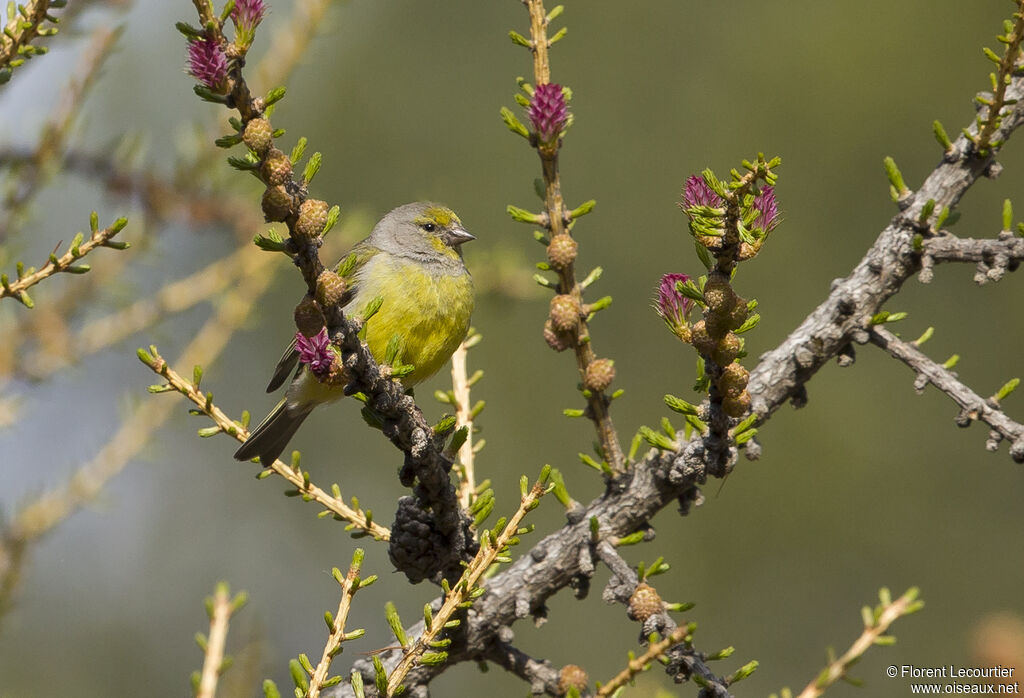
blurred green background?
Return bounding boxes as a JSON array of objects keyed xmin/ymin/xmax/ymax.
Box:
[{"xmin": 1, "ymin": 1, "xmax": 1022, "ymax": 696}]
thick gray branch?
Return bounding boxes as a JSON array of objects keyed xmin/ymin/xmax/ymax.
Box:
[
  {"xmin": 747, "ymin": 75, "xmax": 1024, "ymax": 423},
  {"xmin": 333, "ymin": 453, "xmax": 710, "ymax": 697}
]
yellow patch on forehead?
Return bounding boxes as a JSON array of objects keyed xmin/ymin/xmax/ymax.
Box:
[{"xmin": 415, "ymin": 206, "xmax": 460, "ymax": 228}]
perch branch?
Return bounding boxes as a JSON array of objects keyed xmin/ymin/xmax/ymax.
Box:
[{"xmin": 185, "ymin": 0, "xmax": 471, "ymax": 583}]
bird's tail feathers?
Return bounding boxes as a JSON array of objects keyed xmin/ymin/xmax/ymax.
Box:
[{"xmin": 234, "ymin": 399, "xmax": 312, "ymax": 467}]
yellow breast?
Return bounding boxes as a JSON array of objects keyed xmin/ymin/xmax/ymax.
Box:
[{"xmin": 354, "ymin": 255, "xmax": 474, "ymax": 385}]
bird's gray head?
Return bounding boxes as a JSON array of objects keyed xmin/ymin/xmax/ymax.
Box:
[{"xmin": 370, "ymin": 202, "xmax": 475, "ymax": 264}]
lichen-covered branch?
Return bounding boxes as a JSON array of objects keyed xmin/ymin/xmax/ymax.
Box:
[
  {"xmin": 482, "ymin": 642, "xmax": 561, "ymax": 696},
  {"xmin": 869, "ymin": 326, "xmax": 1024, "ymax": 460},
  {"xmin": 595, "ymin": 541, "xmax": 735, "ymax": 696},
  {"xmin": 919, "ymin": 229, "xmax": 1024, "ymax": 284},
  {"xmin": 331, "ymin": 446, "xmax": 720, "ymax": 697}
]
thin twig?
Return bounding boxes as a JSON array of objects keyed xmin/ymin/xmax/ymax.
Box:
[
  {"xmin": 0, "ymin": 149, "xmax": 256, "ymax": 385},
  {"xmin": 33, "ymin": 246, "xmax": 254, "ymax": 373},
  {"xmin": 308, "ymin": 551, "xmax": 367, "ymax": 698},
  {"xmin": 793, "ymin": 588, "xmax": 923, "ymax": 698},
  {"xmin": 919, "ymin": 231, "xmax": 1024, "ymax": 285},
  {"xmin": 975, "ymin": 1, "xmax": 1024, "ymax": 153},
  {"xmin": 191, "ymin": 0, "xmax": 217, "ymax": 28},
  {"xmin": 0, "ymin": 0, "xmax": 57, "ymax": 73},
  {"xmin": 16, "ymin": 220, "xmax": 356, "ymax": 379},
  {"xmin": 869, "ymin": 326, "xmax": 1024, "ymax": 453},
  {"xmin": 596, "ymin": 626, "xmax": 689, "ymax": 697},
  {"xmin": 450, "ymin": 339, "xmax": 477, "ymax": 508},
  {"xmin": 139, "ymin": 348, "xmax": 391, "ymax": 541},
  {"xmin": 0, "ymin": 217, "xmax": 127, "ymax": 307},
  {"xmin": 922, "ymin": 233, "xmax": 1024, "ymax": 264},
  {"xmin": 196, "ymin": 583, "xmax": 240, "ymax": 698}
]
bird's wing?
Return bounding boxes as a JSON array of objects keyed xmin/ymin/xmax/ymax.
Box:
[{"xmin": 265, "ymin": 337, "xmax": 300, "ymax": 393}]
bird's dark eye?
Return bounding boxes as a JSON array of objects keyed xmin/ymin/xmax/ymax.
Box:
[{"xmin": 422, "ymin": 222, "xmax": 436, "ymax": 232}]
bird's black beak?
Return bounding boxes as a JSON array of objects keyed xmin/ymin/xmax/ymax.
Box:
[{"xmin": 445, "ymin": 225, "xmax": 475, "ymax": 247}]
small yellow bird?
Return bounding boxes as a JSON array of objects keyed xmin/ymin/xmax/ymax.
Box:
[{"xmin": 235, "ymin": 202, "xmax": 475, "ymax": 466}]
